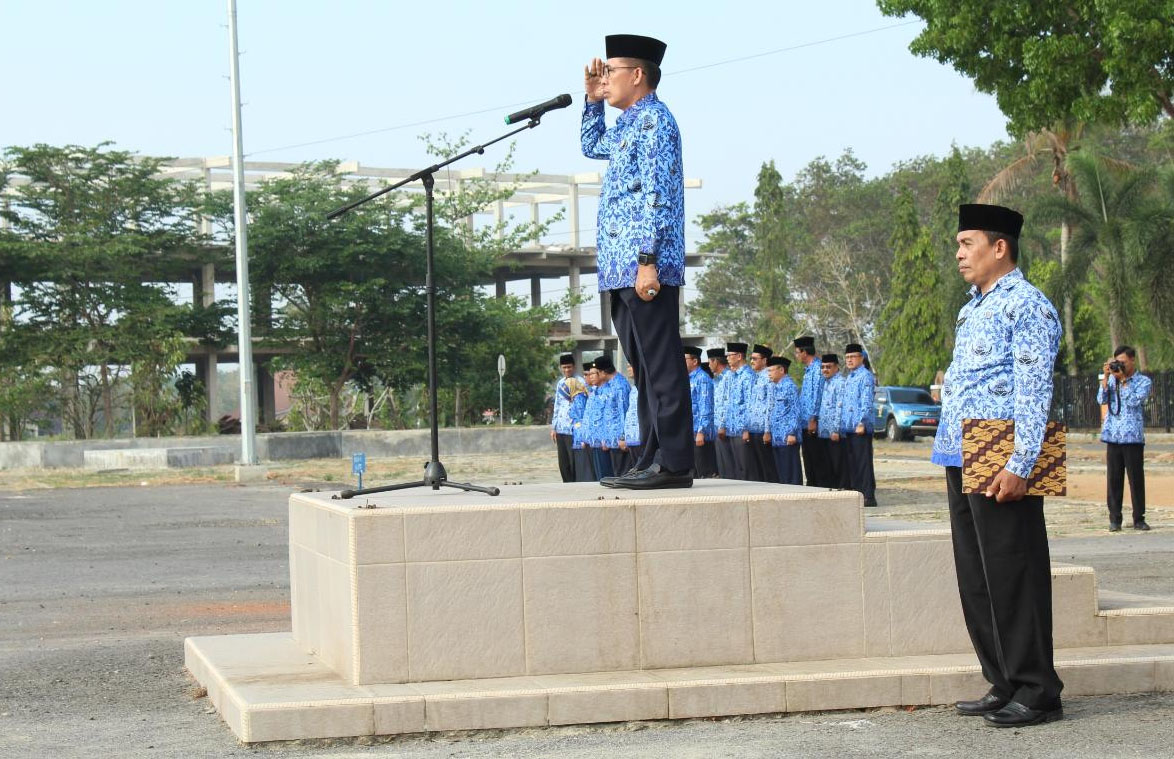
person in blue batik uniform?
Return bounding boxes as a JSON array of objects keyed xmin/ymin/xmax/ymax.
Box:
[
  {"xmin": 568, "ymin": 372, "xmax": 594, "ymax": 483},
  {"xmin": 684, "ymin": 346, "xmax": 717, "ymax": 478},
  {"xmin": 743, "ymin": 344, "xmax": 779, "ymax": 483},
  {"xmin": 580, "ymin": 362, "xmax": 609, "ymax": 480},
  {"xmin": 582, "ymin": 34, "xmax": 691, "ymax": 490},
  {"xmin": 937, "ymin": 204, "xmax": 1064, "ymax": 728},
  {"xmin": 619, "ymin": 364, "xmax": 642, "ymax": 474},
  {"xmin": 1097, "ymin": 345, "xmax": 1152, "ymax": 531},
  {"xmin": 707, "ymin": 348, "xmax": 736, "ymax": 478},
  {"xmin": 764, "ymin": 356, "xmax": 802, "ymax": 485},
  {"xmin": 719, "ymin": 342, "xmax": 756, "ymax": 481},
  {"xmin": 792, "ymin": 336, "xmax": 825, "ymax": 486},
  {"xmin": 551, "ymin": 353, "xmax": 582, "ymax": 482},
  {"xmin": 817, "ymin": 354, "xmax": 848, "ymax": 488},
  {"xmin": 843, "ymin": 343, "xmax": 877, "ymax": 506},
  {"xmin": 593, "ymin": 354, "xmax": 631, "ymax": 477}
]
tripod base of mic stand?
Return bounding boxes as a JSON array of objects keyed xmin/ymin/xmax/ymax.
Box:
[{"xmin": 335, "ymin": 460, "xmax": 501, "ymax": 500}]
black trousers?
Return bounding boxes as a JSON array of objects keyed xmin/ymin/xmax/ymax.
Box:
[
  {"xmin": 608, "ymin": 448, "xmax": 627, "ymax": 479},
  {"xmin": 847, "ymin": 433, "xmax": 877, "ymax": 504},
  {"xmin": 736, "ymin": 435, "xmax": 761, "ymax": 481},
  {"xmin": 556, "ymin": 433, "xmax": 575, "ymax": 482},
  {"xmin": 751, "ymin": 433, "xmax": 779, "ymax": 483},
  {"xmin": 772, "ymin": 443, "xmax": 802, "ymax": 485},
  {"xmin": 610, "ymin": 286, "xmax": 693, "ymax": 473},
  {"xmin": 824, "ymin": 438, "xmax": 848, "ymax": 488},
  {"xmin": 620, "ymin": 445, "xmax": 642, "ymax": 475},
  {"xmin": 573, "ymin": 447, "xmax": 595, "ymax": 482},
  {"xmin": 945, "ymin": 466, "xmax": 1063, "ymax": 709},
  {"xmin": 592, "ymin": 447, "xmax": 615, "ymax": 479},
  {"xmin": 801, "ymin": 429, "xmax": 825, "ymax": 486},
  {"xmin": 694, "ymin": 440, "xmax": 718, "ymax": 478},
  {"xmin": 716, "ymin": 435, "xmax": 737, "ymax": 478},
  {"xmin": 1106, "ymin": 443, "xmax": 1145, "ymax": 524}
]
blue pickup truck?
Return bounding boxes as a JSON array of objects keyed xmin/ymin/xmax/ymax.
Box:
[{"xmin": 873, "ymin": 386, "xmax": 941, "ymax": 441}]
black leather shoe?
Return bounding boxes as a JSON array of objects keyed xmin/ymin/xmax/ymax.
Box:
[
  {"xmin": 1109, "ymin": 522, "xmax": 1122, "ymax": 532},
  {"xmin": 610, "ymin": 464, "xmax": 693, "ymax": 490},
  {"xmin": 600, "ymin": 467, "xmax": 641, "ymax": 488},
  {"xmin": 955, "ymin": 692, "xmax": 1009, "ymax": 716},
  {"xmin": 1133, "ymin": 520, "xmax": 1151, "ymax": 531},
  {"xmin": 864, "ymin": 500, "xmax": 878, "ymax": 508},
  {"xmin": 983, "ymin": 701, "xmax": 1062, "ymax": 727}
]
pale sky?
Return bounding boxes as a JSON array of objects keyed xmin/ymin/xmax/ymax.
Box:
[{"xmin": 2, "ymin": 0, "xmax": 1010, "ymax": 307}]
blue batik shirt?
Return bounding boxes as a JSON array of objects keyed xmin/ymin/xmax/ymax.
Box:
[
  {"xmin": 723, "ymin": 365, "xmax": 756, "ymax": 435},
  {"xmin": 746, "ymin": 368, "xmax": 772, "ymax": 434},
  {"xmin": 569, "ymin": 392, "xmax": 588, "ymax": 449},
  {"xmin": 1098, "ymin": 373, "xmax": 1152, "ymax": 444},
  {"xmin": 595, "ymin": 373, "xmax": 631, "ymax": 448},
  {"xmin": 768, "ymin": 376, "xmax": 801, "ymax": 447},
  {"xmin": 551, "ymin": 375, "xmax": 583, "ymax": 435},
  {"xmin": 581, "ymin": 92, "xmax": 685, "ymax": 291},
  {"xmin": 818, "ymin": 373, "xmax": 846, "ymax": 439},
  {"xmin": 689, "ymin": 367, "xmax": 715, "ymax": 440},
  {"xmin": 623, "ymin": 384, "xmax": 641, "ymax": 446},
  {"xmin": 581, "ymin": 384, "xmax": 601, "ymax": 446},
  {"xmin": 844, "ymin": 366, "xmax": 876, "ymax": 434},
  {"xmin": 713, "ymin": 370, "xmax": 729, "ymax": 431},
  {"xmin": 799, "ymin": 357, "xmax": 823, "ymax": 427},
  {"xmin": 932, "ymin": 268, "xmax": 1061, "ymax": 478}
]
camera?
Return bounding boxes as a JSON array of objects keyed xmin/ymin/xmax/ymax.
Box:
[{"xmin": 1108, "ymin": 359, "xmax": 1125, "ymax": 373}]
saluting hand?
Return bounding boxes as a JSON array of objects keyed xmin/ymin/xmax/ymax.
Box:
[{"xmin": 584, "ymin": 58, "xmax": 605, "ymax": 103}]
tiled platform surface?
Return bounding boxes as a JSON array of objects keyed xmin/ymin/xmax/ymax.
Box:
[
  {"xmin": 187, "ymin": 480, "xmax": 1174, "ymax": 742},
  {"xmin": 186, "ymin": 633, "xmax": 1174, "ymax": 743}
]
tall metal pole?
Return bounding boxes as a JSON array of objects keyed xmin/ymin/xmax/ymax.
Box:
[{"xmin": 227, "ymin": 0, "xmax": 257, "ymax": 465}]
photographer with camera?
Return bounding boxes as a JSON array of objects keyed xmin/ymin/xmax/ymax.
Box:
[{"xmin": 1097, "ymin": 346, "xmax": 1152, "ymax": 532}]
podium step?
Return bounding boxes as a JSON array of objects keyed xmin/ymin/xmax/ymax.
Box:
[{"xmin": 186, "ymin": 633, "xmax": 1174, "ymax": 743}]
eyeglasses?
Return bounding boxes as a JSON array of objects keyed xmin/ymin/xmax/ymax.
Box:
[{"xmin": 602, "ymin": 65, "xmax": 637, "ymax": 78}]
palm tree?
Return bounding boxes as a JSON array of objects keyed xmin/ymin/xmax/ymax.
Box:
[
  {"xmin": 1034, "ymin": 151, "xmax": 1160, "ymax": 354},
  {"xmin": 978, "ymin": 124, "xmax": 1083, "ymax": 374}
]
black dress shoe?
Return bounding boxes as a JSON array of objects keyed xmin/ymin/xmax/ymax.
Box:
[
  {"xmin": 983, "ymin": 700, "xmax": 1062, "ymax": 727},
  {"xmin": 955, "ymin": 692, "xmax": 1009, "ymax": 716},
  {"xmin": 1133, "ymin": 520, "xmax": 1151, "ymax": 531},
  {"xmin": 1109, "ymin": 522, "xmax": 1122, "ymax": 532},
  {"xmin": 610, "ymin": 464, "xmax": 693, "ymax": 490}
]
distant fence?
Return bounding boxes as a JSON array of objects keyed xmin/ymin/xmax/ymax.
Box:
[{"xmin": 1051, "ymin": 371, "xmax": 1174, "ymax": 431}]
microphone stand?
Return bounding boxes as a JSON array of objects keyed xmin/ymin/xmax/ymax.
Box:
[{"xmin": 327, "ymin": 116, "xmax": 546, "ymax": 499}]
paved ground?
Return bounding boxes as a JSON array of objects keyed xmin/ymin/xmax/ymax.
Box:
[{"xmin": 2, "ymin": 445, "xmax": 1174, "ymax": 758}]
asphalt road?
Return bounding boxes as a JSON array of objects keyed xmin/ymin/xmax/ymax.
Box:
[{"xmin": 2, "ymin": 478, "xmax": 1173, "ymax": 758}]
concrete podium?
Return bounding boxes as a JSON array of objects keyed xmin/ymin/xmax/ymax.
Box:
[{"xmin": 186, "ymin": 481, "xmax": 1174, "ymax": 742}]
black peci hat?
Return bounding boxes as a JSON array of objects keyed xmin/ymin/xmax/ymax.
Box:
[
  {"xmin": 593, "ymin": 354, "xmax": 616, "ymax": 373},
  {"xmin": 706, "ymin": 347, "xmax": 726, "ymax": 359},
  {"xmin": 605, "ymin": 34, "xmax": 667, "ymax": 65},
  {"xmin": 767, "ymin": 356, "xmax": 791, "ymax": 369},
  {"xmin": 683, "ymin": 346, "xmax": 703, "ymax": 358},
  {"xmin": 793, "ymin": 335, "xmax": 816, "ymax": 350},
  {"xmin": 752, "ymin": 344, "xmax": 773, "ymax": 358},
  {"xmin": 582, "ymin": 362, "xmax": 594, "ymax": 373},
  {"xmin": 844, "ymin": 343, "xmax": 863, "ymax": 355},
  {"xmin": 559, "ymin": 353, "xmax": 574, "ymax": 366},
  {"xmin": 726, "ymin": 342, "xmax": 748, "ymax": 355},
  {"xmin": 958, "ymin": 203, "xmax": 1023, "ymax": 238},
  {"xmin": 822, "ymin": 353, "xmax": 840, "ymax": 365}
]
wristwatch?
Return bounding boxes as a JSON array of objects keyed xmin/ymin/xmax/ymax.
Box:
[{"xmin": 637, "ymin": 252, "xmax": 658, "ymax": 266}]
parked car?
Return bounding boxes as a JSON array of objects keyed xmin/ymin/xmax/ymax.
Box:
[{"xmin": 873, "ymin": 386, "xmax": 941, "ymax": 441}]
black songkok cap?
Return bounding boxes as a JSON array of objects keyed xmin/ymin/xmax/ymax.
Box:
[
  {"xmin": 593, "ymin": 354, "xmax": 616, "ymax": 373},
  {"xmin": 844, "ymin": 343, "xmax": 863, "ymax": 355},
  {"xmin": 752, "ymin": 344, "xmax": 773, "ymax": 358},
  {"xmin": 767, "ymin": 356, "xmax": 791, "ymax": 369},
  {"xmin": 582, "ymin": 362, "xmax": 594, "ymax": 373},
  {"xmin": 605, "ymin": 34, "xmax": 667, "ymax": 65},
  {"xmin": 822, "ymin": 354, "xmax": 840, "ymax": 365},
  {"xmin": 726, "ymin": 342, "xmax": 748, "ymax": 355},
  {"xmin": 706, "ymin": 347, "xmax": 726, "ymax": 359},
  {"xmin": 683, "ymin": 346, "xmax": 702, "ymax": 358},
  {"xmin": 958, "ymin": 203, "xmax": 1024, "ymax": 238},
  {"xmin": 793, "ymin": 335, "xmax": 816, "ymax": 350},
  {"xmin": 559, "ymin": 353, "xmax": 574, "ymax": 366}
]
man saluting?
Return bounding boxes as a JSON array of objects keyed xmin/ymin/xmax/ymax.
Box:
[{"xmin": 582, "ymin": 34, "xmax": 692, "ymax": 490}]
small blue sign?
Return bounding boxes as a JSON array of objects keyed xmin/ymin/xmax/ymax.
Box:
[{"xmin": 352, "ymin": 452, "xmax": 366, "ymax": 474}]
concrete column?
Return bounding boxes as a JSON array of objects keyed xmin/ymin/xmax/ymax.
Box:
[
  {"xmin": 494, "ymin": 200, "xmax": 505, "ymax": 242},
  {"xmin": 569, "ymin": 261, "xmax": 581, "ymax": 335},
  {"xmin": 495, "ymin": 274, "xmax": 506, "ymax": 299},
  {"xmin": 205, "ymin": 354, "xmax": 219, "ymax": 425},
  {"xmin": 568, "ymin": 183, "xmax": 580, "ymax": 249},
  {"xmin": 201, "ymin": 263, "xmax": 216, "ymax": 307},
  {"xmin": 600, "ymin": 289, "xmax": 612, "ymax": 334},
  {"xmin": 530, "ymin": 276, "xmax": 542, "ymax": 308}
]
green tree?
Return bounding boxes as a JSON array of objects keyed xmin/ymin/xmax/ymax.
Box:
[
  {"xmin": 751, "ymin": 162, "xmax": 796, "ymax": 345},
  {"xmin": 688, "ymin": 203, "xmax": 758, "ymax": 338},
  {"xmin": 877, "ymin": 191, "xmax": 948, "ymax": 385}
]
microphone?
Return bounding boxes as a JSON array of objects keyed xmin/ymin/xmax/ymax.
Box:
[{"xmin": 504, "ymin": 94, "xmax": 573, "ymax": 124}]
